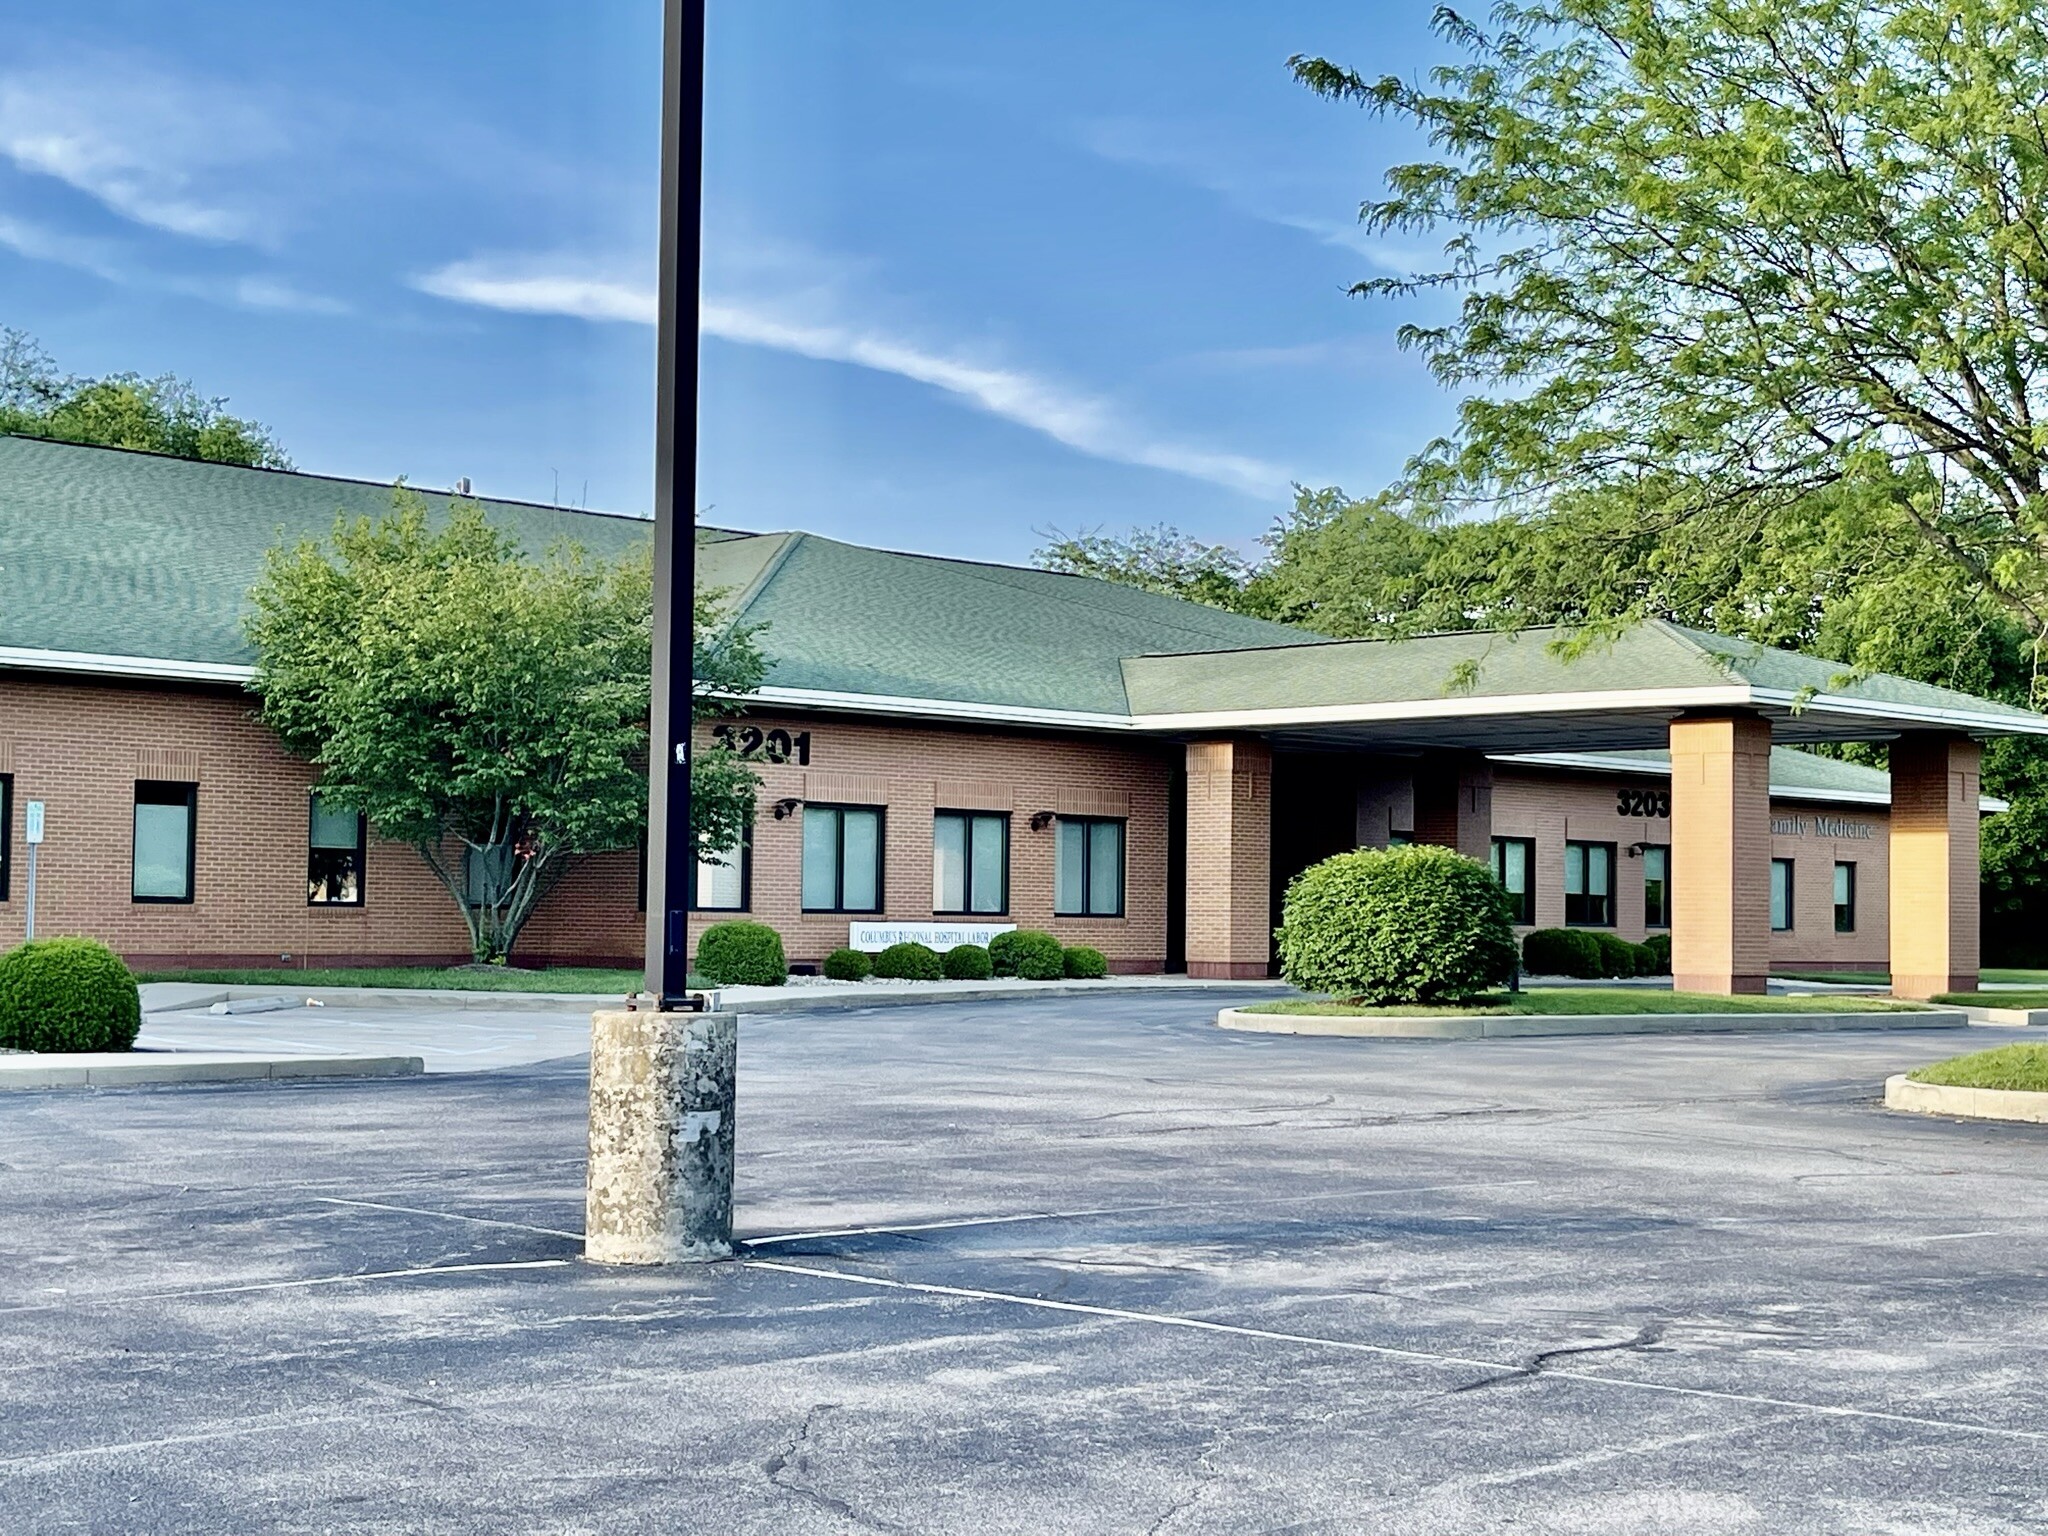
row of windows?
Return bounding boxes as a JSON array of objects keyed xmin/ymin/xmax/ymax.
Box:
[
  {"xmin": 695, "ymin": 804, "xmax": 1127, "ymax": 918},
  {"xmin": 1491, "ymin": 837, "xmax": 1858, "ymax": 934},
  {"xmin": 0, "ymin": 781, "xmax": 370, "ymax": 909}
]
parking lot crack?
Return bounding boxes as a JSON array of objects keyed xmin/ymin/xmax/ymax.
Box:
[
  {"xmin": 1451, "ymin": 1321, "xmax": 1667, "ymax": 1394},
  {"xmin": 764, "ymin": 1402, "xmax": 912, "ymax": 1534}
]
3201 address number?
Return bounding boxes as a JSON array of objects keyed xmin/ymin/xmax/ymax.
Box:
[{"xmin": 711, "ymin": 725, "xmax": 812, "ymax": 765}]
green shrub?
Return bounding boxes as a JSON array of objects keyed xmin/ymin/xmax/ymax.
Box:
[
  {"xmin": 694, "ymin": 921, "xmax": 787, "ymax": 987},
  {"xmin": 1274, "ymin": 846, "xmax": 1517, "ymax": 1005},
  {"xmin": 942, "ymin": 943, "xmax": 993, "ymax": 980},
  {"xmin": 989, "ymin": 929, "xmax": 1064, "ymax": 981},
  {"xmin": 823, "ymin": 947, "xmax": 872, "ymax": 981},
  {"xmin": 1062, "ymin": 945, "xmax": 1109, "ymax": 979},
  {"xmin": 1520, "ymin": 927, "xmax": 1604, "ymax": 979},
  {"xmin": 1591, "ymin": 931, "xmax": 1640, "ymax": 979},
  {"xmin": 1641, "ymin": 932, "xmax": 1672, "ymax": 974},
  {"xmin": 873, "ymin": 941, "xmax": 943, "ymax": 981},
  {"xmin": 0, "ymin": 938, "xmax": 142, "ymax": 1053}
]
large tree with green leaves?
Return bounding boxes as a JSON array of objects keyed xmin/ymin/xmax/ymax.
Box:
[
  {"xmin": 1292, "ymin": 0, "xmax": 2048, "ymax": 631},
  {"xmin": 1, "ymin": 325, "xmax": 287, "ymax": 468},
  {"xmin": 247, "ymin": 490, "xmax": 763, "ymax": 963}
]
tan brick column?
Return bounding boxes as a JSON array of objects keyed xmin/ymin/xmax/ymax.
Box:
[
  {"xmin": 1888, "ymin": 733, "xmax": 1981, "ymax": 999},
  {"xmin": 1669, "ymin": 713, "xmax": 1773, "ymax": 995},
  {"xmin": 1185, "ymin": 737, "xmax": 1272, "ymax": 979},
  {"xmin": 1413, "ymin": 751, "xmax": 1494, "ymax": 863}
]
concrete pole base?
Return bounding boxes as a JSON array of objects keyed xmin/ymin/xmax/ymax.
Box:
[{"xmin": 586, "ymin": 1009, "xmax": 737, "ymax": 1264}]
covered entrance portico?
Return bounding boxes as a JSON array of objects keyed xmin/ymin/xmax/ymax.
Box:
[{"xmin": 1121, "ymin": 623, "xmax": 2044, "ymax": 999}]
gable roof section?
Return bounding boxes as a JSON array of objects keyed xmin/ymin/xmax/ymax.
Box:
[
  {"xmin": 1119, "ymin": 620, "xmax": 2048, "ymax": 739},
  {"xmin": 0, "ymin": 436, "xmax": 651, "ymax": 672},
  {"xmin": 708, "ymin": 529, "xmax": 1303, "ymax": 716}
]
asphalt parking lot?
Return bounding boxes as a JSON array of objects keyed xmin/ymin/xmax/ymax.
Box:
[{"xmin": 3, "ymin": 992, "xmax": 2046, "ymax": 1535}]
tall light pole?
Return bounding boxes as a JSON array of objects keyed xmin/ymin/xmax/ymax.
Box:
[
  {"xmin": 584, "ymin": 0, "xmax": 736, "ymax": 1266},
  {"xmin": 647, "ymin": 0, "xmax": 704, "ymax": 1008}
]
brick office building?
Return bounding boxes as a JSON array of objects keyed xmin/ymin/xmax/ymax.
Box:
[{"xmin": 0, "ymin": 437, "xmax": 2039, "ymax": 994}]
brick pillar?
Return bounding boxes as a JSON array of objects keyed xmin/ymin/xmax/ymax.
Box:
[
  {"xmin": 1888, "ymin": 733, "xmax": 1981, "ymax": 999},
  {"xmin": 1412, "ymin": 751, "xmax": 1494, "ymax": 863},
  {"xmin": 1669, "ymin": 713, "xmax": 1773, "ymax": 995},
  {"xmin": 1185, "ymin": 738, "xmax": 1272, "ymax": 979}
]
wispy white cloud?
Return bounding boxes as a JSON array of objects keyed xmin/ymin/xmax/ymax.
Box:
[
  {"xmin": 412, "ymin": 256, "xmax": 656, "ymax": 324},
  {"xmin": 231, "ymin": 276, "xmax": 350, "ymax": 316},
  {"xmin": 0, "ymin": 211, "xmax": 125, "ymax": 281},
  {"xmin": 1076, "ymin": 116, "xmax": 1429, "ymax": 275},
  {"xmin": 0, "ymin": 59, "xmax": 280, "ymax": 243},
  {"xmin": 698, "ymin": 298, "xmax": 1290, "ymax": 497},
  {"xmin": 412, "ymin": 248, "xmax": 1291, "ymax": 497}
]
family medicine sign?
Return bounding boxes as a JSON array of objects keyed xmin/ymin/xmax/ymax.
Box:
[{"xmin": 1770, "ymin": 813, "xmax": 1877, "ymax": 840}]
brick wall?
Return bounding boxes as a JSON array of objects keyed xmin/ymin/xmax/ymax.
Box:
[{"xmin": 679, "ymin": 714, "xmax": 1176, "ymax": 972}]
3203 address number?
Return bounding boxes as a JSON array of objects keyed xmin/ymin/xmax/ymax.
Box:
[{"xmin": 1616, "ymin": 787, "xmax": 1670, "ymax": 818}]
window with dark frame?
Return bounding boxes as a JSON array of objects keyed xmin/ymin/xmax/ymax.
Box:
[
  {"xmin": 307, "ymin": 793, "xmax": 365, "ymax": 906},
  {"xmin": 0, "ymin": 773, "xmax": 11, "ymax": 903},
  {"xmin": 1833, "ymin": 861, "xmax": 1855, "ymax": 933},
  {"xmin": 1055, "ymin": 815, "xmax": 1124, "ymax": 917},
  {"xmin": 1771, "ymin": 858, "xmax": 1795, "ymax": 931},
  {"xmin": 1564, "ymin": 840, "xmax": 1615, "ymax": 926},
  {"xmin": 691, "ymin": 829, "xmax": 751, "ymax": 912},
  {"xmin": 1490, "ymin": 836, "xmax": 1535, "ymax": 924},
  {"xmin": 802, "ymin": 804, "xmax": 884, "ymax": 913},
  {"xmin": 133, "ymin": 780, "xmax": 197, "ymax": 904},
  {"xmin": 1642, "ymin": 844, "xmax": 1671, "ymax": 929},
  {"xmin": 934, "ymin": 810, "xmax": 1008, "ymax": 915}
]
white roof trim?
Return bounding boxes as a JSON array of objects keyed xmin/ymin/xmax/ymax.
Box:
[
  {"xmin": 1128, "ymin": 684, "xmax": 1759, "ymax": 732},
  {"xmin": 1748, "ymin": 687, "xmax": 2048, "ymax": 736},
  {"xmin": 749, "ymin": 684, "xmax": 1137, "ymax": 732},
  {"xmin": 1498, "ymin": 750, "xmax": 2009, "ymax": 813},
  {"xmin": 0, "ymin": 645, "xmax": 255, "ymax": 685}
]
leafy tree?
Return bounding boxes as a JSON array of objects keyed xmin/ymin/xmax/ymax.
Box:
[
  {"xmin": 1033, "ymin": 523, "xmax": 1270, "ymax": 613},
  {"xmin": 1291, "ymin": 0, "xmax": 2048, "ymax": 633},
  {"xmin": 247, "ymin": 490, "xmax": 763, "ymax": 963},
  {"xmin": 0, "ymin": 325, "xmax": 287, "ymax": 467}
]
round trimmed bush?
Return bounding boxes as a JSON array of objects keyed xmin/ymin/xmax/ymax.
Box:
[
  {"xmin": 1641, "ymin": 932, "xmax": 1672, "ymax": 975},
  {"xmin": 1275, "ymin": 846, "xmax": 1517, "ymax": 1005},
  {"xmin": 942, "ymin": 943, "xmax": 993, "ymax": 980},
  {"xmin": 989, "ymin": 929, "xmax": 1064, "ymax": 981},
  {"xmin": 823, "ymin": 947, "xmax": 872, "ymax": 981},
  {"xmin": 873, "ymin": 941, "xmax": 943, "ymax": 981},
  {"xmin": 1520, "ymin": 927, "xmax": 1603, "ymax": 979},
  {"xmin": 694, "ymin": 921, "xmax": 787, "ymax": 987},
  {"xmin": 1061, "ymin": 945, "xmax": 1109, "ymax": 979},
  {"xmin": 0, "ymin": 938, "xmax": 142, "ymax": 1053},
  {"xmin": 1591, "ymin": 931, "xmax": 1640, "ymax": 979}
]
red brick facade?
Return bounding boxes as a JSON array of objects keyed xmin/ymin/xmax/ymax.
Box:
[{"xmin": 0, "ymin": 671, "xmax": 1910, "ymax": 977}]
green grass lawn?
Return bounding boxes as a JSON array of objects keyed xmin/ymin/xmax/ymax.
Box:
[
  {"xmin": 1908, "ymin": 1043, "xmax": 2048, "ymax": 1092},
  {"xmin": 1777, "ymin": 969, "xmax": 2048, "ymax": 987},
  {"xmin": 137, "ymin": 965, "xmax": 648, "ymax": 995},
  {"xmin": 1243, "ymin": 988, "xmax": 1932, "ymax": 1019},
  {"xmin": 1934, "ymin": 990, "xmax": 2048, "ymax": 1009}
]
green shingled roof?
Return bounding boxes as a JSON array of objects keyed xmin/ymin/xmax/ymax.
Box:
[
  {"xmin": 0, "ymin": 436, "xmax": 651, "ymax": 666},
  {"xmin": 1120, "ymin": 619, "xmax": 2046, "ymax": 728},
  {"xmin": 706, "ymin": 528, "xmax": 1302, "ymax": 714}
]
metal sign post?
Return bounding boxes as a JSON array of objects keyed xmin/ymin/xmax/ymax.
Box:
[
  {"xmin": 585, "ymin": 0, "xmax": 737, "ymax": 1266},
  {"xmin": 23, "ymin": 800, "xmax": 43, "ymax": 941}
]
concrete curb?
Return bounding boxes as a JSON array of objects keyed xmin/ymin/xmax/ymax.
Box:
[
  {"xmin": 1953, "ymin": 1005, "xmax": 2048, "ymax": 1028},
  {"xmin": 0, "ymin": 1053, "xmax": 424, "ymax": 1091},
  {"xmin": 1217, "ymin": 1006, "xmax": 1969, "ymax": 1041},
  {"xmin": 1884, "ymin": 1072, "xmax": 2048, "ymax": 1123},
  {"xmin": 144, "ymin": 978, "xmax": 1290, "ymax": 1017}
]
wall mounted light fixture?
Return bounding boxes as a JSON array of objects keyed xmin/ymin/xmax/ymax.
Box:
[
  {"xmin": 1029, "ymin": 810, "xmax": 1056, "ymax": 832},
  {"xmin": 772, "ymin": 797, "xmax": 803, "ymax": 820}
]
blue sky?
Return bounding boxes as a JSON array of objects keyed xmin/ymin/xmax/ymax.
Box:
[{"xmin": 0, "ymin": 1, "xmax": 1463, "ymax": 562}]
